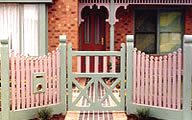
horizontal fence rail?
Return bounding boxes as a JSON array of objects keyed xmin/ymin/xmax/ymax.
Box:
[
  {"xmin": 10, "ymin": 49, "xmax": 60, "ymax": 111},
  {"xmin": 79, "ymin": 0, "xmax": 192, "ymax": 4},
  {"xmin": 132, "ymin": 48, "xmax": 183, "ymax": 110}
]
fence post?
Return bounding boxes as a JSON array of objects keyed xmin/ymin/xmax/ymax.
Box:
[
  {"xmin": 126, "ymin": 35, "xmax": 134, "ymax": 114},
  {"xmin": 0, "ymin": 36, "xmax": 10, "ymax": 120},
  {"xmin": 59, "ymin": 35, "xmax": 67, "ymax": 114},
  {"xmin": 183, "ymin": 35, "xmax": 192, "ymax": 120}
]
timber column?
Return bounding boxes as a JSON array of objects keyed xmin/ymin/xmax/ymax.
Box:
[
  {"xmin": 110, "ymin": 0, "xmax": 115, "ymax": 51},
  {"xmin": 183, "ymin": 35, "xmax": 192, "ymax": 120}
]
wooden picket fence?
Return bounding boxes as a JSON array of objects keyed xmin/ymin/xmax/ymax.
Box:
[
  {"xmin": 132, "ymin": 48, "xmax": 183, "ymax": 110},
  {"xmin": 10, "ymin": 48, "xmax": 60, "ymax": 111}
]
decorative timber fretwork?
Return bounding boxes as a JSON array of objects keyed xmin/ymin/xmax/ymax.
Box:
[{"xmin": 79, "ymin": 0, "xmax": 192, "ymax": 25}]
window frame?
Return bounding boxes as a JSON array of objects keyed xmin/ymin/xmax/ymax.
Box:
[
  {"xmin": 0, "ymin": 3, "xmax": 48, "ymax": 56},
  {"xmin": 134, "ymin": 8, "xmax": 185, "ymax": 55}
]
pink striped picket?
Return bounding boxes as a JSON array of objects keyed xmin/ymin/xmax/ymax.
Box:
[
  {"xmin": 10, "ymin": 48, "xmax": 60, "ymax": 111},
  {"xmin": 133, "ymin": 48, "xmax": 183, "ymax": 110}
]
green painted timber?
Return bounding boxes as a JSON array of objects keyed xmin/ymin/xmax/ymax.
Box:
[
  {"xmin": 126, "ymin": 35, "xmax": 134, "ymax": 114},
  {"xmin": 109, "ymin": 0, "xmax": 115, "ymax": 52},
  {"xmin": 68, "ymin": 42, "xmax": 126, "ymax": 111},
  {"xmin": 0, "ymin": 36, "xmax": 10, "ymax": 120},
  {"xmin": 38, "ymin": 4, "xmax": 47, "ymax": 56},
  {"xmin": 59, "ymin": 35, "xmax": 67, "ymax": 113},
  {"xmin": 0, "ymin": 0, "xmax": 52, "ymax": 3},
  {"xmin": 183, "ymin": 35, "xmax": 192, "ymax": 120}
]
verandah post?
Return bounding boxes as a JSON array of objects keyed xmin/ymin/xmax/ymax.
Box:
[
  {"xmin": 59, "ymin": 35, "xmax": 67, "ymax": 114},
  {"xmin": 126, "ymin": 35, "xmax": 134, "ymax": 114},
  {"xmin": 183, "ymin": 35, "xmax": 192, "ymax": 120},
  {"xmin": 0, "ymin": 36, "xmax": 10, "ymax": 120}
]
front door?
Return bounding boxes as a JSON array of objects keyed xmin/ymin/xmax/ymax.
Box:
[{"xmin": 80, "ymin": 9, "xmax": 106, "ymax": 72}]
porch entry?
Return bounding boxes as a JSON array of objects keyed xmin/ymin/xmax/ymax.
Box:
[
  {"xmin": 68, "ymin": 43, "xmax": 125, "ymax": 111},
  {"xmin": 80, "ymin": 6, "xmax": 107, "ymax": 72}
]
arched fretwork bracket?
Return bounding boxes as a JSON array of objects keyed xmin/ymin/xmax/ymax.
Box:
[{"xmin": 78, "ymin": 3, "xmax": 110, "ymax": 26}]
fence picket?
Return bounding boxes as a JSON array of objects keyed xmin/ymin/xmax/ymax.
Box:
[
  {"xmin": 11, "ymin": 50, "xmax": 15, "ymax": 110},
  {"xmin": 35, "ymin": 58, "xmax": 39, "ymax": 107},
  {"xmin": 16, "ymin": 54, "xmax": 21, "ymax": 110},
  {"xmin": 103, "ymin": 56, "xmax": 107, "ymax": 73},
  {"xmin": 95, "ymin": 56, "xmax": 99, "ymax": 73},
  {"xmin": 177, "ymin": 49, "xmax": 182, "ymax": 110},
  {"xmin": 40, "ymin": 57, "xmax": 44, "ymax": 106},
  {"xmin": 149, "ymin": 56, "xmax": 154, "ymax": 105},
  {"xmin": 77, "ymin": 56, "xmax": 81, "ymax": 73},
  {"xmin": 56, "ymin": 48, "xmax": 60, "ymax": 103},
  {"xmin": 141, "ymin": 52, "xmax": 145, "ymax": 104},
  {"xmin": 167, "ymin": 53, "xmax": 172, "ymax": 108},
  {"xmin": 163, "ymin": 56, "xmax": 167, "ymax": 107},
  {"xmin": 86, "ymin": 56, "xmax": 90, "ymax": 73},
  {"xmin": 158, "ymin": 57, "xmax": 162, "ymax": 107},
  {"xmin": 144, "ymin": 55, "xmax": 149, "ymax": 105},
  {"xmin": 172, "ymin": 52, "xmax": 177, "ymax": 109},
  {"xmin": 26, "ymin": 56, "xmax": 30, "ymax": 108},
  {"xmin": 21, "ymin": 55, "xmax": 25, "ymax": 109},
  {"xmin": 31, "ymin": 57, "xmax": 35, "ymax": 107},
  {"xmin": 48, "ymin": 53, "xmax": 52, "ymax": 104},
  {"xmin": 137, "ymin": 51, "xmax": 141, "ymax": 104},
  {"xmin": 154, "ymin": 57, "xmax": 158, "ymax": 106},
  {"xmin": 44, "ymin": 56, "xmax": 48, "ymax": 105},
  {"xmin": 52, "ymin": 51, "xmax": 56, "ymax": 104},
  {"xmin": 133, "ymin": 48, "xmax": 137, "ymax": 103}
]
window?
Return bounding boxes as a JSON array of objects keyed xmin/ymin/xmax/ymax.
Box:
[
  {"xmin": 0, "ymin": 4, "xmax": 47, "ymax": 56},
  {"xmin": 135, "ymin": 9, "xmax": 183, "ymax": 54}
]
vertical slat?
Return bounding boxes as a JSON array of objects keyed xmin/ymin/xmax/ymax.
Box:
[
  {"xmin": 144, "ymin": 55, "xmax": 149, "ymax": 105},
  {"xmin": 48, "ymin": 53, "xmax": 52, "ymax": 104},
  {"xmin": 56, "ymin": 48, "xmax": 60, "ymax": 103},
  {"xmin": 112, "ymin": 56, "xmax": 116, "ymax": 73},
  {"xmin": 52, "ymin": 51, "xmax": 56, "ymax": 104},
  {"xmin": 163, "ymin": 56, "xmax": 167, "ymax": 107},
  {"xmin": 94, "ymin": 56, "xmax": 99, "ymax": 73},
  {"xmin": 35, "ymin": 58, "xmax": 39, "ymax": 107},
  {"xmin": 133, "ymin": 48, "xmax": 137, "ymax": 103},
  {"xmin": 103, "ymin": 56, "xmax": 107, "ymax": 72},
  {"xmin": 11, "ymin": 50, "xmax": 15, "ymax": 110},
  {"xmin": 86, "ymin": 56, "xmax": 90, "ymax": 73},
  {"xmin": 158, "ymin": 57, "xmax": 162, "ymax": 107},
  {"xmin": 44, "ymin": 55, "xmax": 48, "ymax": 105},
  {"xmin": 21, "ymin": 55, "xmax": 25, "ymax": 109},
  {"xmin": 30, "ymin": 58, "xmax": 35, "ymax": 107},
  {"xmin": 136, "ymin": 51, "xmax": 141, "ymax": 104},
  {"xmin": 40, "ymin": 57, "xmax": 44, "ymax": 106},
  {"xmin": 172, "ymin": 52, "xmax": 177, "ymax": 109},
  {"xmin": 141, "ymin": 52, "xmax": 145, "ymax": 104},
  {"xmin": 77, "ymin": 56, "xmax": 81, "ymax": 73},
  {"xmin": 16, "ymin": 54, "xmax": 21, "ymax": 110},
  {"xmin": 149, "ymin": 56, "xmax": 154, "ymax": 105},
  {"xmin": 26, "ymin": 56, "xmax": 30, "ymax": 108},
  {"xmin": 177, "ymin": 48, "xmax": 182, "ymax": 110},
  {"xmin": 154, "ymin": 57, "xmax": 158, "ymax": 106},
  {"xmin": 167, "ymin": 53, "xmax": 172, "ymax": 108}
]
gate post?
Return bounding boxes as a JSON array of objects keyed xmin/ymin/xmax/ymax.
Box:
[
  {"xmin": 183, "ymin": 35, "xmax": 192, "ymax": 120},
  {"xmin": 126, "ymin": 35, "xmax": 134, "ymax": 114},
  {"xmin": 0, "ymin": 36, "xmax": 10, "ymax": 120},
  {"xmin": 59, "ymin": 35, "xmax": 67, "ymax": 114}
]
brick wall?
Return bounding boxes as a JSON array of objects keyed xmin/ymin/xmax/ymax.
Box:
[
  {"xmin": 48, "ymin": 0, "xmax": 79, "ymax": 71},
  {"xmin": 185, "ymin": 7, "xmax": 192, "ymax": 35}
]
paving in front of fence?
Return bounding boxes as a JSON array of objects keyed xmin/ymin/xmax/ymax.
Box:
[{"xmin": 65, "ymin": 79, "xmax": 127, "ymax": 120}]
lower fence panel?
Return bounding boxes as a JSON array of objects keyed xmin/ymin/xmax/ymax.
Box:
[
  {"xmin": 10, "ymin": 49, "xmax": 61, "ymax": 111},
  {"xmin": 132, "ymin": 48, "xmax": 183, "ymax": 110}
]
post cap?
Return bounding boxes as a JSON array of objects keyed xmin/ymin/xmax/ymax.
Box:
[
  {"xmin": 184, "ymin": 35, "xmax": 192, "ymax": 44},
  {"xmin": 126, "ymin": 35, "xmax": 134, "ymax": 42},
  {"xmin": 59, "ymin": 35, "xmax": 67, "ymax": 43},
  {"xmin": 0, "ymin": 35, "xmax": 8, "ymax": 44}
]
